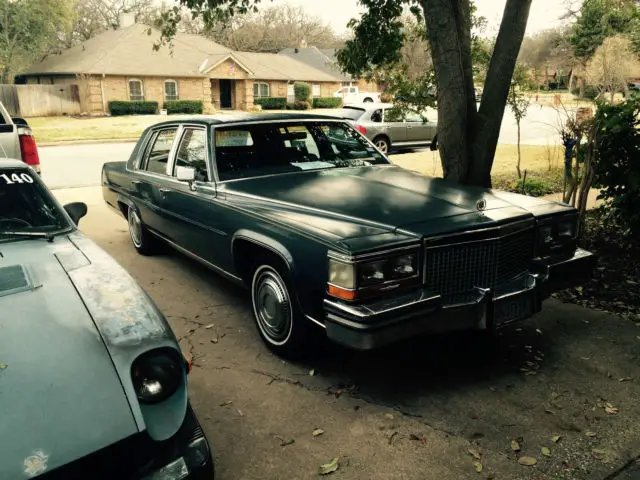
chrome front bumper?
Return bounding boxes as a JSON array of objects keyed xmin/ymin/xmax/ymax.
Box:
[{"xmin": 323, "ymin": 248, "xmax": 596, "ymax": 350}]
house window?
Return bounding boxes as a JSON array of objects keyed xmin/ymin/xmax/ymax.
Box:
[
  {"xmin": 164, "ymin": 80, "xmax": 178, "ymax": 101},
  {"xmin": 253, "ymin": 82, "xmax": 270, "ymax": 98},
  {"xmin": 129, "ymin": 79, "xmax": 143, "ymax": 101},
  {"xmin": 312, "ymin": 84, "xmax": 320, "ymax": 98}
]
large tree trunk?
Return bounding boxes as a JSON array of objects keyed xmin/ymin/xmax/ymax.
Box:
[
  {"xmin": 470, "ymin": 0, "xmax": 532, "ymax": 187},
  {"xmin": 421, "ymin": 0, "xmax": 476, "ymax": 184}
]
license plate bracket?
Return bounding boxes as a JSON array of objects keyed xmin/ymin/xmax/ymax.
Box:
[{"xmin": 494, "ymin": 293, "xmax": 534, "ymax": 326}]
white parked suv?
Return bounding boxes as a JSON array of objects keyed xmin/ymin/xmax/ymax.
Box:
[
  {"xmin": 334, "ymin": 86, "xmax": 381, "ymax": 104},
  {"xmin": 0, "ymin": 102, "xmax": 41, "ymax": 174}
]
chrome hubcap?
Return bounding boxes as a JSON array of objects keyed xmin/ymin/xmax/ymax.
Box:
[
  {"xmin": 376, "ymin": 140, "xmax": 388, "ymax": 153},
  {"xmin": 128, "ymin": 210, "xmax": 142, "ymax": 247},
  {"xmin": 252, "ymin": 268, "xmax": 292, "ymax": 345}
]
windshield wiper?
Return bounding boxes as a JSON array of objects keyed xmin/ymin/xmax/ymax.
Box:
[{"xmin": 0, "ymin": 231, "xmax": 56, "ymax": 243}]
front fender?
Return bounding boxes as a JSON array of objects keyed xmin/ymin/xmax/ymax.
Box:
[{"xmin": 232, "ymin": 229, "xmax": 294, "ymax": 270}]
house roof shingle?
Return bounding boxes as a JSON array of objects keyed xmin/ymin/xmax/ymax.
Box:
[
  {"xmin": 22, "ymin": 24, "xmax": 344, "ymax": 82},
  {"xmin": 278, "ymin": 46, "xmax": 354, "ymax": 82}
]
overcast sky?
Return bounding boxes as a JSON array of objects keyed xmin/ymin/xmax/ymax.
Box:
[{"xmin": 271, "ymin": 0, "xmax": 570, "ymax": 36}]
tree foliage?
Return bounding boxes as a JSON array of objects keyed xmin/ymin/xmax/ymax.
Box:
[
  {"xmin": 0, "ymin": 0, "xmax": 73, "ymax": 82},
  {"xmin": 591, "ymin": 96, "xmax": 640, "ymax": 237},
  {"xmin": 586, "ymin": 35, "xmax": 640, "ymax": 101}
]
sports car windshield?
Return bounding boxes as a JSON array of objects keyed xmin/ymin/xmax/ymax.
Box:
[
  {"xmin": 0, "ymin": 168, "xmax": 69, "ymax": 239},
  {"xmin": 214, "ymin": 121, "xmax": 389, "ymax": 181}
]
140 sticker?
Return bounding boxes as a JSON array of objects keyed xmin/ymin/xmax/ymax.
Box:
[{"xmin": 0, "ymin": 173, "xmax": 34, "ymax": 184}]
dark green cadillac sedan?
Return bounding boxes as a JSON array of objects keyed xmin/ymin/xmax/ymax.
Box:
[{"xmin": 102, "ymin": 113, "xmax": 595, "ymax": 358}]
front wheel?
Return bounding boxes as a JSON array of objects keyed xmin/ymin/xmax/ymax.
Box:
[{"xmin": 251, "ymin": 262, "xmax": 314, "ymax": 359}]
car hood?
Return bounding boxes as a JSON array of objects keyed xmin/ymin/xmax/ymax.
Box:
[
  {"xmin": 0, "ymin": 236, "xmax": 138, "ymax": 478},
  {"xmin": 223, "ymin": 165, "xmax": 572, "ymax": 250}
]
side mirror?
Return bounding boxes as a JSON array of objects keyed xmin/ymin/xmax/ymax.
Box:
[
  {"xmin": 11, "ymin": 117, "xmax": 29, "ymax": 127},
  {"xmin": 64, "ymin": 202, "xmax": 88, "ymax": 226},
  {"xmin": 176, "ymin": 166, "xmax": 195, "ymax": 183}
]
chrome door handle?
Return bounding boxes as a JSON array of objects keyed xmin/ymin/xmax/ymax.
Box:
[{"xmin": 159, "ymin": 188, "xmax": 171, "ymax": 194}]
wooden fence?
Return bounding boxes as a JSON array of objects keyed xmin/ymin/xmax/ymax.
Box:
[{"xmin": 0, "ymin": 84, "xmax": 81, "ymax": 117}]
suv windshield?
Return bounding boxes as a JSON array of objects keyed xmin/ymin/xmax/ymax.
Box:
[
  {"xmin": 0, "ymin": 167, "xmax": 69, "ymax": 239},
  {"xmin": 214, "ymin": 121, "xmax": 388, "ymax": 181}
]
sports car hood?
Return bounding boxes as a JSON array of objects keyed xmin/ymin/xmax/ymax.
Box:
[
  {"xmin": 223, "ymin": 165, "xmax": 573, "ymax": 246},
  {"xmin": 0, "ymin": 233, "xmax": 179, "ymax": 479}
]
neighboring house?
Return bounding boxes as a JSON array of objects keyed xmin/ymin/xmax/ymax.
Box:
[
  {"xmin": 279, "ymin": 45, "xmax": 380, "ymax": 93},
  {"xmin": 17, "ymin": 15, "xmax": 344, "ymax": 114}
]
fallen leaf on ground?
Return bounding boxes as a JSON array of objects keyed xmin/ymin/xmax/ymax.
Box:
[
  {"xmin": 489, "ymin": 386, "xmax": 497, "ymax": 392},
  {"xmin": 219, "ymin": 400, "xmax": 232, "ymax": 407},
  {"xmin": 552, "ymin": 435, "xmax": 562, "ymax": 443},
  {"xmin": 384, "ymin": 413, "xmax": 394, "ymax": 420},
  {"xmin": 474, "ymin": 462, "xmax": 483, "ymax": 473},
  {"xmin": 618, "ymin": 377, "xmax": 632, "ymax": 382},
  {"xmin": 280, "ymin": 438, "xmax": 295, "ymax": 447},
  {"xmin": 605, "ymin": 406, "xmax": 619, "ymax": 414},
  {"xmin": 0, "ymin": 364, "xmax": 7, "ymax": 370},
  {"xmin": 210, "ymin": 338, "xmax": 218, "ymax": 344},
  {"xmin": 410, "ymin": 433, "xmax": 425, "ymax": 442},
  {"xmin": 536, "ymin": 329, "xmax": 543, "ymax": 335},
  {"xmin": 511, "ymin": 440, "xmax": 521, "ymax": 452},
  {"xmin": 309, "ymin": 369, "xmax": 316, "ymax": 376},
  {"xmin": 237, "ymin": 409, "xmax": 244, "ymax": 417},
  {"xmin": 313, "ymin": 429, "xmax": 325, "ymax": 437},
  {"xmin": 468, "ymin": 448, "xmax": 481, "ymax": 460},
  {"xmin": 518, "ymin": 456, "xmax": 537, "ymax": 466},
  {"xmin": 576, "ymin": 286, "xmax": 583, "ymax": 294},
  {"xmin": 585, "ymin": 431, "xmax": 597, "ymax": 437},
  {"xmin": 205, "ymin": 324, "xmax": 214, "ymax": 329},
  {"xmin": 541, "ymin": 447, "xmax": 551, "ymax": 457},
  {"xmin": 318, "ymin": 457, "xmax": 340, "ymax": 475}
]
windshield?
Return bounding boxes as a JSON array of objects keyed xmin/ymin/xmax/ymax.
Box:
[
  {"xmin": 214, "ymin": 121, "xmax": 389, "ymax": 181},
  {"xmin": 0, "ymin": 167, "xmax": 70, "ymax": 238}
]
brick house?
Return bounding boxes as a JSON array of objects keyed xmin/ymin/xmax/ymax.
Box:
[{"xmin": 18, "ymin": 17, "xmax": 346, "ymax": 114}]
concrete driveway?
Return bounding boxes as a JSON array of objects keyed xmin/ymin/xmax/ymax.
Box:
[{"xmin": 51, "ymin": 186, "xmax": 640, "ymax": 480}]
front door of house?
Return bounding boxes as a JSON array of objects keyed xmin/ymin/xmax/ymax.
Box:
[{"xmin": 220, "ymin": 80, "xmax": 233, "ymax": 109}]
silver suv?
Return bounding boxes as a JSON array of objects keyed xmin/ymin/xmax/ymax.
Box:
[{"xmin": 335, "ymin": 103, "xmax": 438, "ymax": 153}]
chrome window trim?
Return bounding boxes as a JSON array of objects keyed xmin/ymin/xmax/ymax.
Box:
[{"xmin": 167, "ymin": 124, "xmax": 213, "ymax": 183}]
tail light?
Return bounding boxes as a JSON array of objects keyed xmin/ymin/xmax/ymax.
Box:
[
  {"xmin": 17, "ymin": 126, "xmax": 41, "ymax": 174},
  {"xmin": 355, "ymin": 124, "xmax": 367, "ymax": 135}
]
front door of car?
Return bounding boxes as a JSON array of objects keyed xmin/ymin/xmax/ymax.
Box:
[
  {"xmin": 161, "ymin": 126, "xmax": 227, "ymax": 265},
  {"xmin": 404, "ymin": 111, "xmax": 437, "ymax": 143},
  {"xmin": 381, "ymin": 108, "xmax": 407, "ymax": 144},
  {"xmin": 133, "ymin": 127, "xmax": 179, "ymax": 235}
]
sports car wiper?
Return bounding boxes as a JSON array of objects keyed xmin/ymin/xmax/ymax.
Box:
[{"xmin": 0, "ymin": 231, "xmax": 55, "ymax": 242}]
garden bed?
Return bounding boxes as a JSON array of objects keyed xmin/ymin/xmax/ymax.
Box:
[
  {"xmin": 492, "ymin": 168, "xmax": 565, "ymax": 197},
  {"xmin": 556, "ymin": 209, "xmax": 640, "ymax": 322}
]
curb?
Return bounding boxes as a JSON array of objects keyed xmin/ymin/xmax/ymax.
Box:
[{"xmin": 39, "ymin": 138, "xmax": 139, "ymax": 147}]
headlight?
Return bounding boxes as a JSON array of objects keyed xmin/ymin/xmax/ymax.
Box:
[
  {"xmin": 536, "ymin": 215, "xmax": 578, "ymax": 255},
  {"xmin": 358, "ymin": 253, "xmax": 419, "ymax": 288},
  {"xmin": 131, "ymin": 349, "xmax": 183, "ymax": 404},
  {"xmin": 328, "ymin": 258, "xmax": 355, "ymax": 289}
]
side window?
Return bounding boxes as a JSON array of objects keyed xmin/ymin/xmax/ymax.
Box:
[
  {"xmin": 384, "ymin": 108, "xmax": 404, "ymax": 123},
  {"xmin": 405, "ymin": 111, "xmax": 425, "ymax": 123},
  {"xmin": 174, "ymin": 128, "xmax": 208, "ymax": 181},
  {"xmin": 143, "ymin": 128, "xmax": 177, "ymax": 175},
  {"xmin": 370, "ymin": 109, "xmax": 382, "ymax": 123}
]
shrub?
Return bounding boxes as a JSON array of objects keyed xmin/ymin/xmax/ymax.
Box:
[
  {"xmin": 108, "ymin": 101, "xmax": 158, "ymax": 116},
  {"xmin": 572, "ymin": 85, "xmax": 599, "ymax": 100},
  {"xmin": 164, "ymin": 100, "xmax": 203, "ymax": 114},
  {"xmin": 492, "ymin": 168, "xmax": 564, "ymax": 197},
  {"xmin": 254, "ymin": 97, "xmax": 287, "ymax": 109},
  {"xmin": 591, "ymin": 97, "xmax": 640, "ymax": 236},
  {"xmin": 312, "ymin": 97, "xmax": 343, "ymax": 108},
  {"xmin": 287, "ymin": 100, "xmax": 311, "ymax": 110},
  {"xmin": 294, "ymin": 82, "xmax": 311, "ymax": 101},
  {"xmin": 515, "ymin": 177, "xmax": 558, "ymax": 197}
]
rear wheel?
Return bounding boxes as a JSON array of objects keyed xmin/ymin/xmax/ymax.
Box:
[
  {"xmin": 127, "ymin": 207, "xmax": 158, "ymax": 255},
  {"xmin": 373, "ymin": 136, "xmax": 390, "ymax": 154},
  {"xmin": 250, "ymin": 260, "xmax": 315, "ymax": 359}
]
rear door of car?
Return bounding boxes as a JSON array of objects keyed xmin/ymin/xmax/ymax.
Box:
[
  {"xmin": 130, "ymin": 126, "xmax": 179, "ymax": 234},
  {"xmin": 381, "ymin": 108, "xmax": 407, "ymax": 144},
  {"xmin": 404, "ymin": 110, "xmax": 437, "ymax": 144},
  {"xmin": 161, "ymin": 125, "xmax": 227, "ymax": 265}
]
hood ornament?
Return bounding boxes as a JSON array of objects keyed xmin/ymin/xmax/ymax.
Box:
[{"xmin": 476, "ymin": 199, "xmax": 487, "ymax": 211}]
